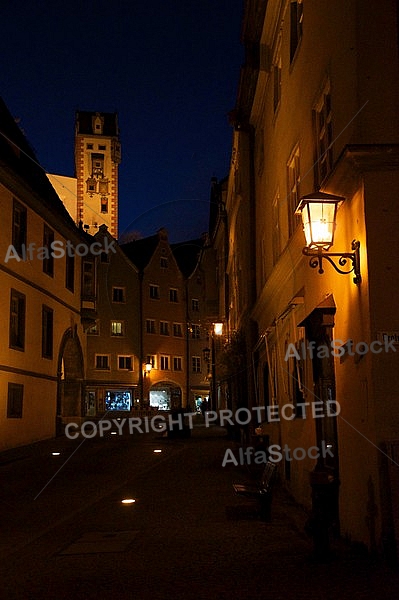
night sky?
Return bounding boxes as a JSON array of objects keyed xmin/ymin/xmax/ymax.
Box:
[{"xmin": 0, "ymin": 0, "xmax": 244, "ymax": 242}]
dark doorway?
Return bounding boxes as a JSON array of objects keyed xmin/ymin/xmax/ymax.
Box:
[{"xmin": 56, "ymin": 327, "xmax": 84, "ymax": 434}]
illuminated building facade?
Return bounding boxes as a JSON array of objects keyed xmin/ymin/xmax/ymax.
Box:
[
  {"xmin": 215, "ymin": 0, "xmax": 399, "ymax": 558},
  {"xmin": 0, "ymin": 98, "xmax": 89, "ymax": 449}
]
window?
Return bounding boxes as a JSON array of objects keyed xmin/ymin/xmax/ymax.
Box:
[
  {"xmin": 191, "ymin": 324, "xmax": 201, "ymax": 340},
  {"xmin": 149, "ymin": 284, "xmax": 160, "ymax": 299},
  {"xmin": 9, "ymin": 289, "xmax": 25, "ymax": 350},
  {"xmin": 87, "ymin": 143, "xmax": 94, "ymax": 149},
  {"xmin": 160, "ymin": 257, "xmax": 168, "ymax": 268},
  {"xmin": 112, "ymin": 287, "xmax": 125, "ymax": 303},
  {"xmin": 100, "ymin": 197, "xmax": 108, "ymax": 213},
  {"xmin": 169, "ymin": 288, "xmax": 178, "ymax": 303},
  {"xmin": 118, "ymin": 356, "xmax": 133, "ymax": 370},
  {"xmin": 42, "ymin": 306, "xmax": 53, "ymax": 359},
  {"xmin": 273, "ymin": 43, "xmax": 282, "ymax": 113},
  {"xmin": 173, "ymin": 357, "xmax": 182, "ymax": 371},
  {"xmin": 7, "ymin": 383, "xmax": 23, "ymax": 418},
  {"xmin": 173, "ymin": 323, "xmax": 183, "ymax": 337},
  {"xmin": 146, "ymin": 355, "xmax": 156, "ymax": 369},
  {"xmin": 86, "ymin": 178, "xmax": 96, "ymax": 194},
  {"xmin": 91, "ymin": 153, "xmax": 104, "ymax": 177},
  {"xmin": 272, "ymin": 191, "xmax": 281, "ymax": 265},
  {"xmin": 111, "ymin": 321, "xmax": 124, "ymax": 336},
  {"xmin": 146, "ymin": 319, "xmax": 156, "ymax": 334},
  {"xmin": 95, "ymin": 355, "xmax": 110, "ymax": 369},
  {"xmin": 66, "ymin": 253, "xmax": 75, "ymax": 292},
  {"xmin": 160, "ymin": 321, "xmax": 169, "ymax": 336},
  {"xmin": 191, "ymin": 298, "xmax": 199, "ymax": 312},
  {"xmin": 42, "ymin": 224, "xmax": 54, "ymax": 276},
  {"xmin": 290, "ymin": 0, "xmax": 303, "ymax": 63},
  {"xmin": 160, "ymin": 355, "xmax": 169, "ymax": 370},
  {"xmin": 314, "ymin": 81, "xmax": 333, "ymax": 186},
  {"xmin": 82, "ymin": 260, "xmax": 95, "ymax": 297},
  {"xmin": 12, "ymin": 200, "xmax": 27, "ymax": 257},
  {"xmin": 105, "ymin": 390, "xmax": 131, "ymax": 411},
  {"xmin": 98, "ymin": 145, "xmax": 106, "ymax": 150},
  {"xmin": 192, "ymin": 356, "xmax": 201, "ymax": 373},
  {"xmin": 87, "ymin": 322, "xmax": 99, "ymax": 335},
  {"xmin": 287, "ymin": 145, "xmax": 301, "ymax": 237}
]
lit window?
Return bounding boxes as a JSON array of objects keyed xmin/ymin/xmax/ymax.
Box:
[{"xmin": 111, "ymin": 321, "xmax": 124, "ymax": 336}]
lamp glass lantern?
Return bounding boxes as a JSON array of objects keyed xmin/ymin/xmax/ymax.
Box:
[
  {"xmin": 213, "ymin": 322, "xmax": 223, "ymax": 336},
  {"xmin": 295, "ymin": 192, "xmax": 344, "ymax": 250},
  {"xmin": 144, "ymin": 362, "xmax": 152, "ymax": 376}
]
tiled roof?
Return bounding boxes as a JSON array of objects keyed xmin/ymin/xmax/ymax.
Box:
[
  {"xmin": 120, "ymin": 234, "xmax": 160, "ymax": 271},
  {"xmin": 75, "ymin": 111, "xmax": 119, "ymax": 137}
]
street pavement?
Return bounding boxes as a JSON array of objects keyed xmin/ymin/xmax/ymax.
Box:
[{"xmin": 0, "ymin": 417, "xmax": 399, "ymax": 599}]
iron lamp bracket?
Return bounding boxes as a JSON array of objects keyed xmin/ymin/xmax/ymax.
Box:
[{"xmin": 303, "ymin": 240, "xmax": 361, "ymax": 285}]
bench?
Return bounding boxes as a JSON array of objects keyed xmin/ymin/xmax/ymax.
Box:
[{"xmin": 233, "ymin": 461, "xmax": 277, "ymax": 521}]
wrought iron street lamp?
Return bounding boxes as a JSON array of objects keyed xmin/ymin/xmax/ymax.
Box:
[{"xmin": 295, "ymin": 191, "xmax": 361, "ymax": 284}]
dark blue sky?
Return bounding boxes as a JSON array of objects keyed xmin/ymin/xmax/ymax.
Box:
[{"xmin": 0, "ymin": 0, "xmax": 244, "ymax": 242}]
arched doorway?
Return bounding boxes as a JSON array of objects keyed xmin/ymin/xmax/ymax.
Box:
[
  {"xmin": 56, "ymin": 327, "xmax": 84, "ymax": 434},
  {"xmin": 149, "ymin": 382, "xmax": 182, "ymax": 411}
]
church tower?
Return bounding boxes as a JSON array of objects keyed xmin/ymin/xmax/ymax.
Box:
[{"xmin": 74, "ymin": 111, "xmax": 121, "ymax": 238}]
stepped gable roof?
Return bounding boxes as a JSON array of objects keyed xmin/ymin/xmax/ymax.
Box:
[
  {"xmin": 0, "ymin": 97, "xmax": 78, "ymax": 229},
  {"xmin": 75, "ymin": 111, "xmax": 119, "ymax": 137},
  {"xmin": 120, "ymin": 233, "xmax": 160, "ymax": 271},
  {"xmin": 171, "ymin": 238, "xmax": 204, "ymax": 278}
]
